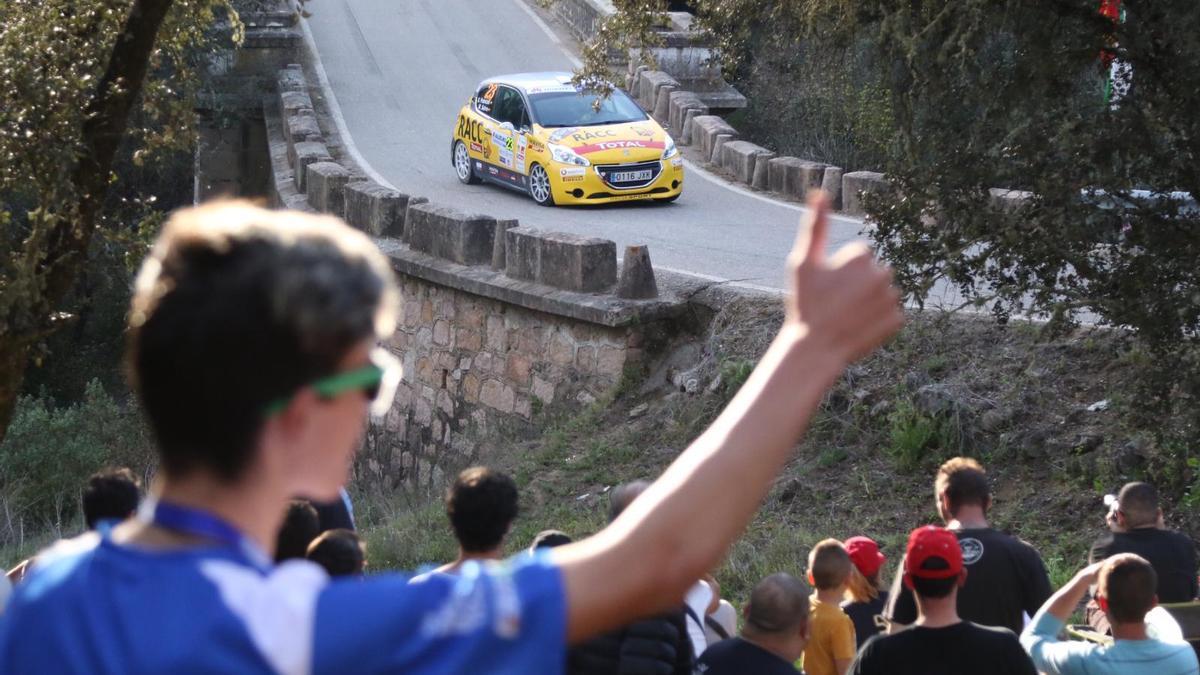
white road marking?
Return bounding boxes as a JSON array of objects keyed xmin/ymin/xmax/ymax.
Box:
[{"xmin": 298, "ymin": 15, "xmax": 400, "ymax": 192}]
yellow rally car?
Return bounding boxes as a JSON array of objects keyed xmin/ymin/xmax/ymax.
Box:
[{"xmin": 450, "ymin": 72, "xmax": 683, "ymax": 206}]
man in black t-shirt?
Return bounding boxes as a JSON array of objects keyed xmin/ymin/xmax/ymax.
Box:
[
  {"xmin": 884, "ymin": 457, "xmax": 1051, "ymax": 634},
  {"xmin": 698, "ymin": 573, "xmax": 810, "ymax": 675},
  {"xmin": 1091, "ymin": 482, "xmax": 1198, "ymax": 604},
  {"xmin": 851, "ymin": 526, "xmax": 1037, "ymax": 675}
]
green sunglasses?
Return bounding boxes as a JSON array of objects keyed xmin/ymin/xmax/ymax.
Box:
[{"xmin": 264, "ymin": 348, "xmax": 402, "ymax": 418}]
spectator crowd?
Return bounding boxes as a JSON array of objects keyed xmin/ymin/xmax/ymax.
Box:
[{"xmin": 0, "ymin": 199, "xmax": 1197, "ymax": 674}]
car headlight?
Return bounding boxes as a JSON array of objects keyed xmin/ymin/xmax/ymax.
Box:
[
  {"xmin": 662, "ymin": 135, "xmax": 678, "ymax": 159},
  {"xmin": 549, "ymin": 144, "xmax": 590, "ymax": 167}
]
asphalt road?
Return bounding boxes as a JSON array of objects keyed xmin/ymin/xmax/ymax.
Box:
[{"xmin": 303, "ymin": 0, "xmax": 871, "ymax": 291}]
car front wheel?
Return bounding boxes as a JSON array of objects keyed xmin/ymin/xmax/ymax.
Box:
[
  {"xmin": 528, "ymin": 164, "xmax": 555, "ymax": 206},
  {"xmin": 454, "ymin": 141, "xmax": 479, "ymax": 185}
]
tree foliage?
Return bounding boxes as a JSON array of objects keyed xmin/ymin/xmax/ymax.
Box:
[
  {"xmin": 585, "ymin": 0, "xmax": 1200, "ymax": 484},
  {"xmin": 0, "ymin": 0, "xmax": 241, "ymax": 441}
]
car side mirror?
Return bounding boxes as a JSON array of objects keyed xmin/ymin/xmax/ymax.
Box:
[{"xmin": 519, "ymin": 125, "xmax": 532, "ymax": 135}]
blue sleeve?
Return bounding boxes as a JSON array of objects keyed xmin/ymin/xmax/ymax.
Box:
[
  {"xmin": 1019, "ymin": 608, "xmax": 1095, "ymax": 674},
  {"xmin": 312, "ymin": 552, "xmax": 566, "ymax": 675}
]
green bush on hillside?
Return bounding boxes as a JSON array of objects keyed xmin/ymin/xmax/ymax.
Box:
[{"xmin": 0, "ymin": 381, "xmax": 154, "ymax": 542}]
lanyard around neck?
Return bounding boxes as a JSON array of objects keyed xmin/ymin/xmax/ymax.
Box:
[{"xmin": 144, "ymin": 498, "xmax": 272, "ymax": 570}]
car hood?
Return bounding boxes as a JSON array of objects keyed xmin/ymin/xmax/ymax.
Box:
[{"xmin": 536, "ymin": 121, "xmax": 668, "ymax": 164}]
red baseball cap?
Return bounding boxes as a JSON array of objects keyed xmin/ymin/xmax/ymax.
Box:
[
  {"xmin": 904, "ymin": 526, "xmax": 963, "ymax": 579},
  {"xmin": 845, "ymin": 536, "xmax": 887, "ymax": 578}
]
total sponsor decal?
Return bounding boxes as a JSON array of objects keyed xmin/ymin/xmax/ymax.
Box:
[
  {"xmin": 574, "ymin": 139, "xmax": 665, "ymax": 155},
  {"xmin": 559, "ymin": 167, "xmax": 586, "ymax": 183}
]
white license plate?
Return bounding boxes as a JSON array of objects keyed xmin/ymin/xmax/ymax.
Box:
[{"xmin": 610, "ymin": 169, "xmax": 652, "ymax": 182}]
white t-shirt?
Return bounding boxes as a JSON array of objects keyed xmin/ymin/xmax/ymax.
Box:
[
  {"xmin": 706, "ymin": 599, "xmax": 738, "ymax": 644},
  {"xmin": 684, "ymin": 580, "xmax": 714, "ymax": 659}
]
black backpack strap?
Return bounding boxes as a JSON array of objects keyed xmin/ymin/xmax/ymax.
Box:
[{"xmin": 704, "ymin": 614, "xmax": 730, "ymax": 641}]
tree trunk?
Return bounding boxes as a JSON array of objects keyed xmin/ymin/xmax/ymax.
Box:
[{"xmin": 0, "ymin": 0, "xmax": 175, "ymax": 443}]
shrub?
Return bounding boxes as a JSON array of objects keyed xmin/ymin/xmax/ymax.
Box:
[{"xmin": 0, "ymin": 380, "xmax": 154, "ymax": 544}]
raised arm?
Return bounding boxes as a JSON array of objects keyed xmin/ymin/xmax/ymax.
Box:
[{"xmin": 553, "ymin": 192, "xmax": 904, "ymax": 642}]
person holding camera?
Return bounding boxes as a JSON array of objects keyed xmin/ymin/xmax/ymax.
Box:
[{"xmin": 1092, "ymin": 482, "xmax": 1198, "ymax": 604}]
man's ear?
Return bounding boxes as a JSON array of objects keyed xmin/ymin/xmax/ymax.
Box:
[
  {"xmin": 1151, "ymin": 594, "xmax": 1159, "ymax": 609},
  {"xmin": 957, "ymin": 569, "xmax": 968, "ymax": 588},
  {"xmin": 798, "ymin": 620, "xmax": 811, "ymax": 642},
  {"xmin": 984, "ymin": 495, "xmax": 993, "ymax": 513}
]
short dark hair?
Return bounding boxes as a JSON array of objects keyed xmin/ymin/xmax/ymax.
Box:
[
  {"xmin": 127, "ymin": 202, "xmax": 397, "ymax": 481},
  {"xmin": 82, "ymin": 468, "xmax": 141, "ymax": 529},
  {"xmin": 608, "ymin": 480, "xmax": 650, "ymax": 523},
  {"xmin": 1100, "ymin": 554, "xmax": 1158, "ymax": 623},
  {"xmin": 530, "ymin": 529, "xmax": 572, "ymax": 550},
  {"xmin": 306, "ymin": 529, "xmax": 365, "ymax": 577},
  {"xmin": 744, "ymin": 573, "xmax": 810, "ymax": 636},
  {"xmin": 276, "ymin": 499, "xmax": 321, "ymax": 562},
  {"xmin": 446, "ymin": 467, "xmax": 518, "ymax": 553},
  {"xmin": 911, "ymin": 557, "xmax": 957, "ymax": 599},
  {"xmin": 936, "ymin": 457, "xmax": 990, "ymax": 515},
  {"xmin": 1117, "ymin": 482, "xmax": 1159, "ymax": 528},
  {"xmin": 809, "ymin": 539, "xmax": 852, "ymax": 590}
]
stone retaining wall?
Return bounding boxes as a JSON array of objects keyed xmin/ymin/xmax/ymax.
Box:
[{"xmin": 263, "ymin": 62, "xmax": 685, "ymax": 493}]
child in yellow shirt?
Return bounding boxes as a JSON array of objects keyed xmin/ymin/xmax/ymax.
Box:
[{"xmin": 802, "ymin": 539, "xmax": 858, "ymax": 675}]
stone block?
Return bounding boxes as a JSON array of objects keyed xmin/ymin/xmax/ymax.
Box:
[
  {"xmin": 617, "ymin": 245, "xmax": 658, "ymax": 299},
  {"xmin": 539, "ymin": 231, "xmax": 617, "ymax": 293},
  {"xmin": 532, "ymin": 375, "xmax": 556, "ymax": 403},
  {"xmin": 751, "ymin": 153, "xmax": 773, "ymax": 190},
  {"xmin": 842, "ymin": 171, "xmax": 890, "ymax": 217},
  {"xmin": 652, "ymin": 84, "xmax": 677, "ymax": 123},
  {"xmin": 767, "ymin": 156, "xmax": 801, "ymax": 195},
  {"xmin": 680, "ymin": 108, "xmax": 703, "ymax": 146},
  {"xmin": 596, "ymin": 345, "xmax": 625, "ymax": 379},
  {"xmin": 821, "ymin": 166, "xmax": 843, "ymax": 210},
  {"xmin": 343, "ymin": 181, "xmax": 413, "ymax": 237},
  {"xmin": 491, "ymin": 219, "xmax": 519, "ymax": 271},
  {"xmin": 406, "ymin": 202, "xmax": 496, "ymax": 265},
  {"xmin": 710, "ymin": 133, "xmax": 732, "ymax": 165},
  {"xmin": 485, "ymin": 315, "xmax": 507, "ymax": 351},
  {"xmin": 279, "ymin": 90, "xmax": 313, "ymax": 116},
  {"xmin": 767, "ymin": 157, "xmax": 826, "ymax": 200},
  {"xmin": 504, "ymin": 227, "xmax": 543, "ymax": 282},
  {"xmin": 479, "ymin": 379, "xmax": 515, "ymax": 414},
  {"xmin": 285, "ymin": 113, "xmax": 322, "ymax": 151},
  {"xmin": 305, "ymin": 161, "xmax": 350, "ymax": 215},
  {"xmin": 638, "ymin": 71, "xmax": 679, "ymax": 110},
  {"xmin": 277, "ymin": 64, "xmax": 306, "ymax": 94},
  {"xmin": 720, "ymin": 141, "xmax": 773, "ymax": 185},
  {"xmin": 292, "ymin": 141, "xmax": 332, "ymax": 192},
  {"xmin": 505, "ymin": 353, "xmax": 532, "ymax": 386},
  {"xmin": 668, "ymin": 90, "xmax": 706, "ymax": 135},
  {"xmin": 575, "ymin": 345, "xmax": 597, "ymax": 372},
  {"xmin": 547, "ymin": 330, "xmax": 575, "ymax": 367},
  {"xmin": 691, "ymin": 115, "xmax": 737, "ymax": 164}
]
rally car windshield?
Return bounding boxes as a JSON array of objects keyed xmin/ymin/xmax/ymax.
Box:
[{"xmin": 529, "ymin": 90, "xmax": 648, "ymax": 128}]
